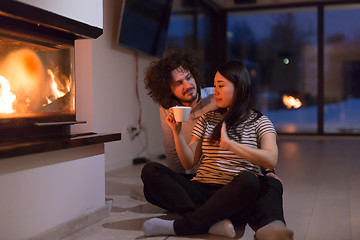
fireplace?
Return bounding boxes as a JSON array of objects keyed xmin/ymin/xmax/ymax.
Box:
[
  {"xmin": 0, "ymin": 1, "xmax": 97, "ymax": 139},
  {"xmin": 0, "ymin": 1, "xmax": 120, "ymax": 158},
  {"xmin": 0, "ymin": 2, "xmax": 121, "ymax": 239},
  {"xmin": 0, "ymin": 34, "xmax": 77, "ymax": 137},
  {"xmin": 0, "ymin": 1, "xmax": 100, "ymax": 140}
]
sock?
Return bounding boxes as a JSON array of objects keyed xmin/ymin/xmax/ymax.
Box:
[
  {"xmin": 208, "ymin": 219, "xmax": 236, "ymax": 238},
  {"xmin": 143, "ymin": 218, "xmax": 175, "ymax": 237},
  {"xmin": 255, "ymin": 220, "xmax": 294, "ymax": 240}
]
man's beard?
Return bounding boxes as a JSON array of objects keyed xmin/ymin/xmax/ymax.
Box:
[{"xmin": 181, "ymin": 91, "xmax": 198, "ymax": 104}]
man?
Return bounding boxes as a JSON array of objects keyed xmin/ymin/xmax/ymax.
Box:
[{"xmin": 144, "ymin": 48, "xmax": 293, "ymax": 240}]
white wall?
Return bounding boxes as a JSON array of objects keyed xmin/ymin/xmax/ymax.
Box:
[
  {"xmin": 0, "ymin": 145, "xmax": 106, "ymax": 239},
  {"xmin": 82, "ymin": 0, "xmax": 164, "ymax": 171}
]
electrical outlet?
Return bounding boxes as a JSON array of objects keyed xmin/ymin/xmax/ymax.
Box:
[
  {"xmin": 125, "ymin": 125, "xmax": 139, "ymax": 140},
  {"xmin": 126, "ymin": 126, "xmax": 137, "ymax": 134}
]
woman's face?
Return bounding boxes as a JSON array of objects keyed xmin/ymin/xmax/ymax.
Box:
[{"xmin": 213, "ymin": 71, "xmax": 235, "ymax": 109}]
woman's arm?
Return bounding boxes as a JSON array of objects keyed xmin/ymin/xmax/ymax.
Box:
[
  {"xmin": 166, "ymin": 109, "xmax": 202, "ymax": 170},
  {"xmin": 219, "ymin": 123, "xmax": 278, "ymax": 169},
  {"xmin": 174, "ymin": 133, "xmax": 202, "ymax": 170}
]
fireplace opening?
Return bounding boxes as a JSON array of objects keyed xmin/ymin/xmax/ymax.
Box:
[
  {"xmin": 0, "ymin": 35, "xmax": 75, "ymax": 118},
  {"xmin": 0, "ymin": 28, "xmax": 77, "ymax": 139}
]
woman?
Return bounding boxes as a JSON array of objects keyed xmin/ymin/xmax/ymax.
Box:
[{"xmin": 141, "ymin": 60, "xmax": 278, "ymax": 238}]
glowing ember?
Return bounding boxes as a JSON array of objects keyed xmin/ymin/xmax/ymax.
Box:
[
  {"xmin": 0, "ymin": 75, "xmax": 16, "ymax": 113},
  {"xmin": 283, "ymin": 95, "xmax": 302, "ymax": 109}
]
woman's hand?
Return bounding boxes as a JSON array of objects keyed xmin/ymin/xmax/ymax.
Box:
[
  {"xmin": 218, "ymin": 121, "xmax": 231, "ymax": 148},
  {"xmin": 166, "ymin": 107, "xmax": 182, "ymax": 135}
]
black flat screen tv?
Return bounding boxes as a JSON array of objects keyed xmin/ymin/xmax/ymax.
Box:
[{"xmin": 117, "ymin": 0, "xmax": 173, "ymax": 57}]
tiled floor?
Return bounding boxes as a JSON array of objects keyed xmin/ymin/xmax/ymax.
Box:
[{"xmin": 64, "ymin": 137, "xmax": 360, "ymax": 240}]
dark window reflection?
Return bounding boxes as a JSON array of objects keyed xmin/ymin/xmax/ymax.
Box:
[
  {"xmin": 166, "ymin": 0, "xmax": 214, "ymax": 86},
  {"xmin": 227, "ymin": 9, "xmax": 317, "ymax": 133},
  {"xmin": 166, "ymin": 13, "xmax": 194, "ymax": 49},
  {"xmin": 197, "ymin": 8, "xmax": 212, "ymax": 85},
  {"xmin": 324, "ymin": 5, "xmax": 360, "ymax": 134}
]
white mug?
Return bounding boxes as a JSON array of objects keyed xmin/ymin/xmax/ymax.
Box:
[{"xmin": 172, "ymin": 106, "xmax": 191, "ymax": 122}]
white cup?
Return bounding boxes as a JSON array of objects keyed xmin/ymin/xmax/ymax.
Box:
[
  {"xmin": 105, "ymin": 198, "xmax": 113, "ymax": 214},
  {"xmin": 172, "ymin": 106, "xmax": 191, "ymax": 122}
]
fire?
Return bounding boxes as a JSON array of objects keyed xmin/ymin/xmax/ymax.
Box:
[
  {"xmin": 0, "ymin": 48, "xmax": 46, "ymax": 113},
  {"xmin": 0, "ymin": 75, "xmax": 16, "ymax": 113},
  {"xmin": 283, "ymin": 95, "xmax": 302, "ymax": 109},
  {"xmin": 46, "ymin": 69, "xmax": 71, "ymax": 104},
  {"xmin": 0, "ymin": 48, "xmax": 74, "ymax": 114}
]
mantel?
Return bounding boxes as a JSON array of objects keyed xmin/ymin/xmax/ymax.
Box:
[{"xmin": 0, "ymin": 132, "xmax": 121, "ymax": 159}]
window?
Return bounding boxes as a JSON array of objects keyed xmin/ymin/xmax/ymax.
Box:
[
  {"xmin": 324, "ymin": 4, "xmax": 360, "ymax": 134},
  {"xmin": 166, "ymin": 3, "xmax": 195, "ymax": 49},
  {"xmin": 227, "ymin": 8, "xmax": 318, "ymax": 133},
  {"xmin": 166, "ymin": 0, "xmax": 223, "ymax": 86},
  {"xmin": 165, "ymin": 1, "xmax": 360, "ymax": 135}
]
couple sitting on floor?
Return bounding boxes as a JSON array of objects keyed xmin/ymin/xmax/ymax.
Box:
[{"xmin": 140, "ymin": 49, "xmax": 294, "ymax": 240}]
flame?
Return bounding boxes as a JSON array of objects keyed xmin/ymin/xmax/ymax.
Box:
[
  {"xmin": 0, "ymin": 48, "xmax": 45, "ymax": 113},
  {"xmin": 46, "ymin": 69, "xmax": 71, "ymax": 104},
  {"xmin": 283, "ymin": 95, "xmax": 302, "ymax": 109},
  {"xmin": 0, "ymin": 48, "xmax": 74, "ymax": 114},
  {"xmin": 0, "ymin": 75, "xmax": 16, "ymax": 113}
]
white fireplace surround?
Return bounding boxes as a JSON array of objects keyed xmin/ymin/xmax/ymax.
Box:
[{"xmin": 0, "ymin": 145, "xmax": 107, "ymax": 240}]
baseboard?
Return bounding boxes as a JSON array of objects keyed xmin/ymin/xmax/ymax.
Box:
[{"xmin": 29, "ymin": 206, "xmax": 109, "ymax": 240}]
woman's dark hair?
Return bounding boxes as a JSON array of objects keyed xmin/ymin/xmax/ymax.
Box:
[
  {"xmin": 144, "ymin": 48, "xmax": 203, "ymax": 109},
  {"xmin": 210, "ymin": 60, "xmax": 262, "ymax": 142}
]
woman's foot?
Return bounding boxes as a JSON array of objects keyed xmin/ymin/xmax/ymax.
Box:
[
  {"xmin": 208, "ymin": 219, "xmax": 236, "ymax": 238},
  {"xmin": 143, "ymin": 218, "xmax": 175, "ymax": 236},
  {"xmin": 255, "ymin": 220, "xmax": 293, "ymax": 240}
]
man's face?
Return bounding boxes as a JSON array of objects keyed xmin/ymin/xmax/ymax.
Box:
[{"xmin": 170, "ymin": 67, "xmax": 198, "ymax": 106}]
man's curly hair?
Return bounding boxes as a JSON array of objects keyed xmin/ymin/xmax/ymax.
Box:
[{"xmin": 144, "ymin": 48, "xmax": 203, "ymax": 109}]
